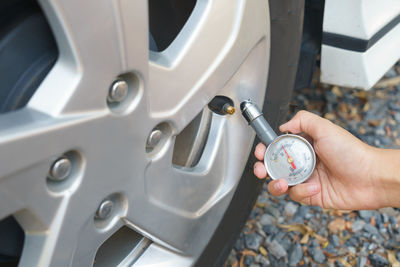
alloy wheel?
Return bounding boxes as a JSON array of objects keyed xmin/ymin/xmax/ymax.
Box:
[{"xmin": 0, "ymin": 0, "xmax": 270, "ymax": 265}]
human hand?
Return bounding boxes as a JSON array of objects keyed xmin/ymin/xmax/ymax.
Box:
[{"xmin": 253, "ymin": 110, "xmax": 400, "ymax": 210}]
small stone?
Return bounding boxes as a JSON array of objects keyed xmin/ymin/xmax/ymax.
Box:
[
  {"xmin": 368, "ymin": 243, "xmax": 377, "ymax": 251},
  {"xmin": 295, "ymin": 205, "xmax": 312, "ymax": 220},
  {"xmin": 268, "ymin": 254, "xmax": 285, "ymax": 267},
  {"xmin": 244, "ymin": 255, "xmax": 255, "ymax": 266},
  {"xmin": 396, "ymin": 251, "xmax": 400, "ymax": 261},
  {"xmin": 255, "ymin": 254, "xmax": 269, "ymax": 266},
  {"xmin": 324, "ymin": 243, "xmax": 337, "ymax": 255},
  {"xmin": 347, "ymin": 246, "xmax": 356, "ymax": 254},
  {"xmin": 352, "ymin": 220, "xmax": 366, "ymax": 232},
  {"xmin": 234, "ymin": 236, "xmax": 245, "ymax": 251},
  {"xmin": 385, "ymin": 68, "xmax": 398, "ymax": 78},
  {"xmin": 356, "ymin": 256, "xmax": 367, "ymax": 267},
  {"xmin": 257, "ymin": 194, "xmax": 268, "ymax": 204},
  {"xmin": 368, "ymin": 253, "xmax": 389, "ymax": 267},
  {"xmin": 330, "ymin": 234, "xmax": 341, "ymax": 247},
  {"xmin": 259, "ymin": 214, "xmax": 275, "ymax": 226},
  {"xmin": 288, "ymin": 242, "xmax": 302, "ymax": 266},
  {"xmin": 364, "ymin": 224, "xmax": 380, "ymax": 237},
  {"xmin": 245, "ymin": 233, "xmax": 263, "ymax": 251},
  {"xmin": 265, "ymin": 239, "xmax": 288, "ymax": 259},
  {"xmin": 262, "ymin": 224, "xmax": 279, "ymax": 236},
  {"xmin": 309, "ymin": 246, "xmax": 326, "ymax": 264},
  {"xmin": 284, "ymin": 202, "xmax": 298, "ymax": 217},
  {"xmin": 281, "ymin": 237, "xmax": 292, "ymax": 251},
  {"xmin": 225, "ymin": 252, "xmax": 237, "ymax": 266},
  {"xmin": 265, "ymin": 205, "xmax": 281, "ymax": 218}
]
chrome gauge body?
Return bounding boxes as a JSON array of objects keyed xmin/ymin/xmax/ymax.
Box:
[{"xmin": 265, "ymin": 134, "xmax": 316, "ymax": 186}]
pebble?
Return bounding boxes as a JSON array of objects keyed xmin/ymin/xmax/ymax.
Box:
[
  {"xmin": 288, "ymin": 242, "xmax": 302, "ymax": 266},
  {"xmin": 368, "ymin": 253, "xmax": 389, "ymax": 267},
  {"xmin": 244, "ymin": 255, "xmax": 255, "ymax": 266},
  {"xmin": 356, "ymin": 256, "xmax": 367, "ymax": 267},
  {"xmin": 283, "ymin": 202, "xmax": 298, "ymax": 217},
  {"xmin": 264, "ymin": 205, "xmax": 280, "ymax": 218},
  {"xmin": 245, "ymin": 233, "xmax": 263, "ymax": 251},
  {"xmin": 364, "ymin": 223, "xmax": 380, "ymax": 236},
  {"xmin": 359, "ymin": 210, "xmax": 375, "ymax": 220},
  {"xmin": 309, "ymin": 245, "xmax": 326, "ymax": 264},
  {"xmin": 265, "ymin": 239, "xmax": 287, "ymax": 259},
  {"xmin": 352, "ymin": 220, "xmax": 366, "ymax": 232},
  {"xmin": 259, "ymin": 214, "xmax": 275, "ymax": 226},
  {"xmin": 330, "ymin": 234, "xmax": 341, "ymax": 247}
]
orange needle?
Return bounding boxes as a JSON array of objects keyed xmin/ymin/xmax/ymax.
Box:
[{"xmin": 282, "ymin": 145, "xmax": 296, "ymax": 169}]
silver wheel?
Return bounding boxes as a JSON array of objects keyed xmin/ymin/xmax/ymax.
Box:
[{"xmin": 0, "ymin": 0, "xmax": 270, "ymax": 265}]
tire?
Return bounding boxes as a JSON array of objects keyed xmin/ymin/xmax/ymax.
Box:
[{"xmin": 195, "ymin": 1, "xmax": 305, "ymax": 266}]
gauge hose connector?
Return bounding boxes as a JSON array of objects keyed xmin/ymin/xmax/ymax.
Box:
[{"xmin": 240, "ymin": 100, "xmax": 277, "ymax": 145}]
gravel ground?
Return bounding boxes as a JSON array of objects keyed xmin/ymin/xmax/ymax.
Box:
[{"xmin": 224, "ymin": 62, "xmax": 400, "ymax": 267}]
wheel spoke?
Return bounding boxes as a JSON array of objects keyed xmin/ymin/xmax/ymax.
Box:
[
  {"xmin": 30, "ymin": 0, "xmax": 149, "ymax": 114},
  {"xmin": 148, "ymin": 0, "xmax": 268, "ymax": 131}
]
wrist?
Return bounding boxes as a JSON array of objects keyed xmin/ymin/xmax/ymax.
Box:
[{"xmin": 370, "ymin": 147, "xmax": 400, "ymax": 208}]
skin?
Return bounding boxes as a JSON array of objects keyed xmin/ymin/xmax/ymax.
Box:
[{"xmin": 253, "ymin": 110, "xmax": 400, "ymax": 210}]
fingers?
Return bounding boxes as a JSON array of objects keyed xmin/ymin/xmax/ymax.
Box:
[
  {"xmin": 267, "ymin": 179, "xmax": 289, "ymax": 196},
  {"xmin": 254, "ymin": 161, "xmax": 267, "ymax": 179},
  {"xmin": 279, "ymin": 110, "xmax": 332, "ymax": 140},
  {"xmin": 254, "ymin": 143, "xmax": 266, "ymax": 161},
  {"xmin": 288, "ymin": 183, "xmax": 320, "ymax": 204}
]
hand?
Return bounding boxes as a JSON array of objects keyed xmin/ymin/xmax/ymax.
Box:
[{"xmin": 253, "ymin": 110, "xmax": 400, "ymax": 210}]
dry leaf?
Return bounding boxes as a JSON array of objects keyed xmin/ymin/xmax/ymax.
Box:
[
  {"xmin": 231, "ymin": 260, "xmax": 239, "ymax": 267},
  {"xmin": 370, "ymin": 216, "xmax": 376, "ymax": 227},
  {"xmin": 332, "ymin": 86, "xmax": 343, "ymax": 97},
  {"xmin": 259, "ymin": 246, "xmax": 268, "ymax": 257},
  {"xmin": 324, "ymin": 113, "xmax": 336, "ymax": 121},
  {"xmin": 240, "ymin": 249, "xmax": 257, "ymax": 257},
  {"xmin": 353, "ymin": 90, "xmax": 368, "ymax": 100},
  {"xmin": 338, "ymin": 103, "xmax": 348, "ymax": 113},
  {"xmin": 328, "ymin": 218, "xmax": 346, "ymax": 233},
  {"xmin": 362, "ymin": 102, "xmax": 370, "ymax": 112},
  {"xmin": 388, "ymin": 250, "xmax": 400, "ymax": 267},
  {"xmin": 368, "ymin": 119, "xmax": 382, "ymax": 127},
  {"xmin": 375, "ymin": 76, "xmax": 400, "ymax": 88},
  {"xmin": 337, "ymin": 257, "xmax": 352, "ymax": 267},
  {"xmin": 300, "ymin": 233, "xmax": 310, "ymax": 244},
  {"xmin": 255, "ymin": 202, "xmax": 265, "ymax": 208}
]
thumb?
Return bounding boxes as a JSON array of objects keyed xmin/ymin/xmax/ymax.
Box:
[{"xmin": 279, "ymin": 110, "xmax": 331, "ymax": 140}]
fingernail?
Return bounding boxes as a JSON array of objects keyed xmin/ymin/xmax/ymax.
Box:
[
  {"xmin": 308, "ymin": 184, "xmax": 319, "ymax": 194},
  {"xmin": 274, "ymin": 182, "xmax": 281, "ymax": 191}
]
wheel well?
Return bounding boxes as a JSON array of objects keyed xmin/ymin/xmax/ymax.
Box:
[{"xmin": 294, "ymin": 0, "xmax": 325, "ymax": 90}]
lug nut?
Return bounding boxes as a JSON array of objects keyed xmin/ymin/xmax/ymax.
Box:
[
  {"xmin": 95, "ymin": 199, "xmax": 114, "ymax": 220},
  {"xmin": 48, "ymin": 156, "xmax": 72, "ymax": 181},
  {"xmin": 108, "ymin": 80, "xmax": 128, "ymax": 103},
  {"xmin": 146, "ymin": 129, "xmax": 163, "ymax": 150}
]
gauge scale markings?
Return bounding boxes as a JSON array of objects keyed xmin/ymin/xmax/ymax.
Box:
[{"xmin": 264, "ymin": 134, "xmax": 316, "ymax": 186}]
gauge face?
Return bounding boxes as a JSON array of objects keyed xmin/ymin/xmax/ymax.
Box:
[{"xmin": 264, "ymin": 134, "xmax": 316, "ymax": 186}]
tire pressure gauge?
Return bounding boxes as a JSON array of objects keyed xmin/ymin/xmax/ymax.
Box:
[{"xmin": 240, "ymin": 100, "xmax": 316, "ymax": 186}]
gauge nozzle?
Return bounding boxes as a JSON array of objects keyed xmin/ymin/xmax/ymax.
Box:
[{"xmin": 240, "ymin": 99, "xmax": 277, "ymax": 145}]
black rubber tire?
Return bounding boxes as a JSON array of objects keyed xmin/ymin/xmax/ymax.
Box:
[{"xmin": 195, "ymin": 0, "xmax": 304, "ymax": 266}]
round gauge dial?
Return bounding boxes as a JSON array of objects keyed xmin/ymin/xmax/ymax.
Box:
[{"xmin": 264, "ymin": 134, "xmax": 316, "ymax": 186}]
